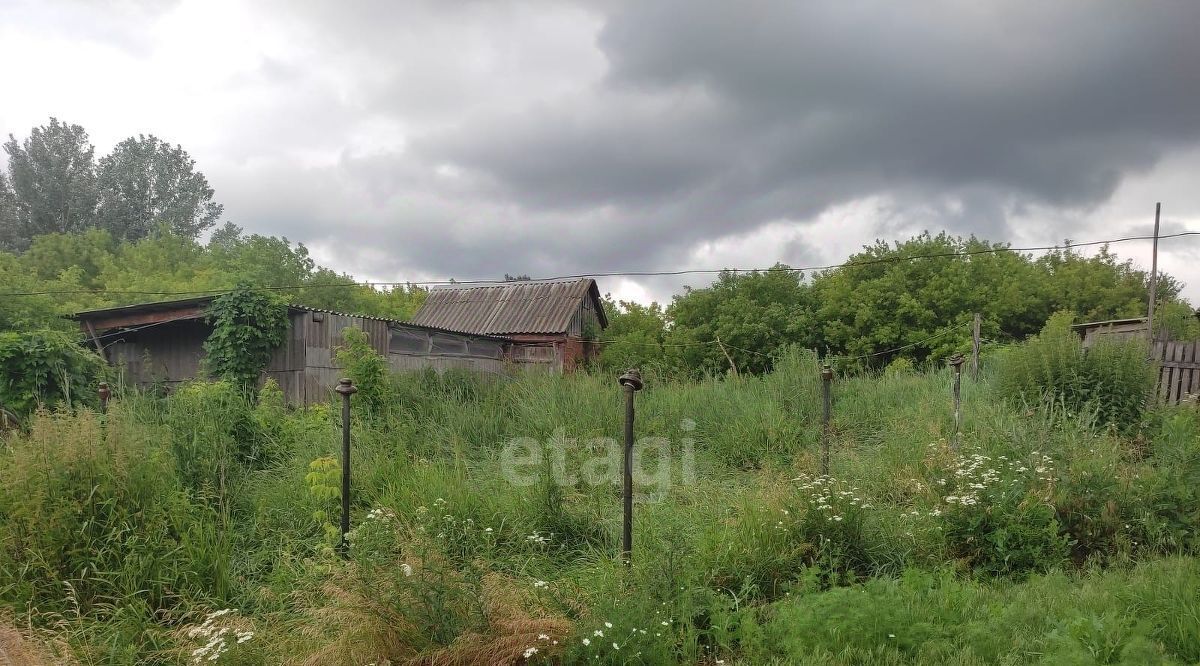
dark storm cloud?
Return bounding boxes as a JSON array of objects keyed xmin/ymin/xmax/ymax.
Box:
[
  {"xmin": 392, "ymin": 0, "xmax": 1200, "ymax": 277},
  {"xmin": 28, "ymin": 0, "xmax": 1192, "ymax": 293}
]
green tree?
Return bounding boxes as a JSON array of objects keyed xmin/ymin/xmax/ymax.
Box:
[
  {"xmin": 0, "ymin": 172, "xmax": 20, "ymax": 251},
  {"xmin": 810, "ymin": 234, "xmax": 1030, "ymax": 367},
  {"xmin": 1037, "ymin": 245, "xmax": 1173, "ymax": 322},
  {"xmin": 666, "ymin": 264, "xmax": 811, "ymax": 375},
  {"xmin": 97, "ymin": 228, "xmax": 221, "ymax": 298},
  {"xmin": 597, "ymin": 297, "xmax": 670, "ymax": 373},
  {"xmin": 0, "ymin": 329, "xmax": 104, "ymax": 415},
  {"xmin": 1155, "ymin": 300, "xmax": 1200, "ymax": 341},
  {"xmin": 95, "ymin": 134, "xmax": 223, "ymax": 240},
  {"xmin": 21, "ymin": 229, "xmax": 115, "ymax": 288},
  {"xmin": 1, "ymin": 118, "xmax": 98, "ymax": 250}
]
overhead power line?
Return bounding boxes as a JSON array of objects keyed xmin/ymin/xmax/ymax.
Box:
[{"xmin": 2, "ymin": 230, "xmax": 1198, "ymax": 298}]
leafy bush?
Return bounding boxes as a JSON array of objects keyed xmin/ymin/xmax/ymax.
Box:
[
  {"xmin": 333, "ymin": 326, "xmax": 392, "ymax": 415},
  {"xmin": 996, "ymin": 312, "xmax": 1155, "ymax": 431},
  {"xmin": 0, "ymin": 329, "xmax": 103, "ymax": 416}
]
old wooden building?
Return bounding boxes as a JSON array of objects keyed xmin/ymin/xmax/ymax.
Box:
[
  {"xmin": 407, "ymin": 278, "xmax": 608, "ymax": 371},
  {"xmin": 75, "ymin": 297, "xmax": 515, "ymax": 405},
  {"xmin": 1071, "ymin": 317, "xmax": 1150, "ymax": 348}
]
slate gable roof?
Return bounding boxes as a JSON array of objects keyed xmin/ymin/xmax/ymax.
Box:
[{"xmin": 407, "ymin": 278, "xmax": 607, "ymax": 336}]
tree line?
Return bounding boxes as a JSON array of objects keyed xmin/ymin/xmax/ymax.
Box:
[
  {"xmin": 597, "ymin": 233, "xmax": 1199, "ymax": 376},
  {"xmin": 1, "ymin": 118, "xmax": 222, "ymax": 251}
]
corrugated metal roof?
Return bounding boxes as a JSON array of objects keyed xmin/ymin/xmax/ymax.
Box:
[
  {"xmin": 73, "ymin": 296, "xmax": 403, "ymax": 324},
  {"xmin": 1071, "ymin": 317, "xmax": 1148, "ymax": 329},
  {"xmin": 406, "ymin": 278, "xmax": 606, "ymax": 335},
  {"xmin": 73, "ymin": 296, "xmax": 216, "ymax": 320},
  {"xmin": 74, "ymin": 296, "xmax": 514, "ymax": 342}
]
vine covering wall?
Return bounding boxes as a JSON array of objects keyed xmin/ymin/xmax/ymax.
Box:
[{"xmin": 202, "ymin": 284, "xmax": 289, "ymax": 393}]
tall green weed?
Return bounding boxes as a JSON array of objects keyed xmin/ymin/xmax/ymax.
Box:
[{"xmin": 996, "ymin": 312, "xmax": 1155, "ymax": 432}]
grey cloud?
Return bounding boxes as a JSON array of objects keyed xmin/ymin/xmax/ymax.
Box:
[
  {"xmin": 15, "ymin": 0, "xmax": 1200, "ymax": 300},
  {"xmin": 403, "ymin": 0, "xmax": 1200, "ymax": 272}
]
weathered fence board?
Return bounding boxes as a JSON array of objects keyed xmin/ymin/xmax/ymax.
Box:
[{"xmin": 1156, "ymin": 340, "xmax": 1200, "ymax": 404}]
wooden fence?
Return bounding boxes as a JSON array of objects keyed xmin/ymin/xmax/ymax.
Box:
[{"xmin": 1153, "ymin": 340, "xmax": 1200, "ymax": 404}]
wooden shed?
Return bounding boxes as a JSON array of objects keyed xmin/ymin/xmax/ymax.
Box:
[
  {"xmin": 407, "ymin": 278, "xmax": 608, "ymax": 371},
  {"xmin": 1071, "ymin": 317, "xmax": 1149, "ymax": 349},
  {"xmin": 75, "ymin": 297, "xmax": 514, "ymax": 405}
]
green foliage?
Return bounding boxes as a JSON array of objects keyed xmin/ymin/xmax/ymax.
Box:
[
  {"xmin": 0, "ymin": 224, "xmax": 429, "ymax": 334},
  {"xmin": 597, "ymin": 298, "xmax": 670, "ymax": 373},
  {"xmin": 1, "ymin": 118, "xmax": 228, "ymax": 252},
  {"xmin": 333, "ymin": 327, "xmax": 391, "ymax": 414},
  {"xmin": 96, "ymin": 134, "xmax": 222, "ymax": 240},
  {"xmin": 668, "ymin": 264, "xmax": 810, "ymax": 375},
  {"xmin": 594, "ymin": 232, "xmax": 1189, "ymax": 376},
  {"xmin": 305, "ymin": 456, "xmax": 343, "ymax": 547},
  {"xmin": 315, "ymin": 500, "xmax": 490, "ymax": 662},
  {"xmin": 4, "ymin": 346, "xmax": 1200, "ymax": 663},
  {"xmin": 995, "ymin": 312, "xmax": 1156, "ymax": 431},
  {"xmin": 759, "ymin": 560, "xmax": 1200, "ymax": 664},
  {"xmin": 0, "ymin": 328, "xmax": 103, "ymax": 415},
  {"xmin": 1, "ymin": 118, "xmax": 98, "ymax": 250},
  {"xmin": 164, "ymin": 380, "xmax": 260, "ymax": 499},
  {"xmin": 0, "ymin": 409, "xmax": 217, "ymax": 619},
  {"xmin": 1155, "ymin": 300, "xmax": 1200, "ymax": 340},
  {"xmin": 884, "ymin": 356, "xmax": 915, "ymax": 375},
  {"xmin": 203, "ymin": 285, "xmax": 289, "ymax": 392},
  {"xmin": 940, "ymin": 463, "xmax": 1069, "ymax": 578}
]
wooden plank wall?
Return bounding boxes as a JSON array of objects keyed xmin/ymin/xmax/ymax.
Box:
[
  {"xmin": 1154, "ymin": 340, "xmax": 1200, "ymax": 404},
  {"xmin": 300, "ymin": 312, "xmax": 388, "ymax": 405},
  {"xmin": 107, "ymin": 320, "xmax": 209, "ymax": 389}
]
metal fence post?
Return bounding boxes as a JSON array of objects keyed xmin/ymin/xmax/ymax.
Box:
[
  {"xmin": 949, "ymin": 355, "xmax": 964, "ymax": 450},
  {"xmin": 820, "ymin": 365, "xmax": 833, "ymax": 476},
  {"xmin": 98, "ymin": 382, "xmax": 111, "ymax": 414},
  {"xmin": 971, "ymin": 313, "xmax": 981, "ymax": 381},
  {"xmin": 618, "ymin": 368, "xmax": 644, "ymax": 565},
  {"xmin": 335, "ymin": 378, "xmax": 357, "ymax": 556}
]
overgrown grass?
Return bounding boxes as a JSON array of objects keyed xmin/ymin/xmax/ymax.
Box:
[
  {"xmin": 0, "ymin": 346, "xmax": 1198, "ymax": 664},
  {"xmin": 995, "ymin": 311, "xmax": 1157, "ymax": 433}
]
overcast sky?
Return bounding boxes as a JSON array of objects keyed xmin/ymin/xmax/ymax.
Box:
[{"xmin": 3, "ymin": 0, "xmax": 1200, "ymax": 305}]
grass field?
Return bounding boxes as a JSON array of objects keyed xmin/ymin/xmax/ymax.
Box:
[{"xmin": 1, "ymin": 346, "xmax": 1199, "ymax": 665}]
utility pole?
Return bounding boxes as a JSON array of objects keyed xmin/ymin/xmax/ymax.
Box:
[{"xmin": 1147, "ymin": 202, "xmax": 1161, "ymax": 344}]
